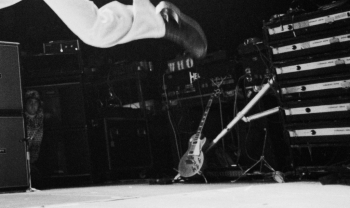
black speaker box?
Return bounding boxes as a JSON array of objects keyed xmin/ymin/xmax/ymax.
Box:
[
  {"xmin": 0, "ymin": 42, "xmax": 23, "ymax": 111},
  {"xmin": 24, "ymin": 82, "xmax": 87, "ymax": 129},
  {"xmin": 38, "ymin": 127, "xmax": 91, "ymax": 177},
  {"xmin": 106, "ymin": 118, "xmax": 152, "ymax": 170},
  {"xmin": 0, "ymin": 117, "xmax": 28, "ymax": 189},
  {"xmin": 24, "ymin": 81, "xmax": 94, "ymax": 181}
]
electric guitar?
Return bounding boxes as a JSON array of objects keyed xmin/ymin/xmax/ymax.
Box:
[{"xmin": 178, "ymin": 90, "xmax": 220, "ymax": 177}]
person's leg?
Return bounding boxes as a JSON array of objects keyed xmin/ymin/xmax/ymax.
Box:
[
  {"xmin": 44, "ymin": 0, "xmax": 207, "ymax": 59},
  {"xmin": 156, "ymin": 1, "xmax": 207, "ymax": 59},
  {"xmin": 44, "ymin": 0, "xmax": 165, "ymax": 48},
  {"xmin": 1, "ymin": 0, "xmax": 206, "ymax": 59},
  {"xmin": 0, "ymin": 0, "xmax": 21, "ymax": 9}
]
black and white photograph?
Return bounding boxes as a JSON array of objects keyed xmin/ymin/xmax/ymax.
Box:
[{"xmin": 0, "ymin": 0, "xmax": 350, "ymax": 207}]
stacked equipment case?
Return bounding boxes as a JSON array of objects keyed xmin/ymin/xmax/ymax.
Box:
[
  {"xmin": 0, "ymin": 42, "xmax": 28, "ymax": 190},
  {"xmin": 264, "ymin": 5, "xmax": 350, "ymax": 176},
  {"xmin": 21, "ymin": 40, "xmax": 93, "ymax": 184}
]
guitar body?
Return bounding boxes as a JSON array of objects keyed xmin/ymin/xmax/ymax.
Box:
[
  {"xmin": 178, "ymin": 134, "xmax": 207, "ymax": 177},
  {"xmin": 177, "ymin": 90, "xmax": 220, "ymax": 178}
]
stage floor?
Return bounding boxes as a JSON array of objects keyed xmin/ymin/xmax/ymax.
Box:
[{"xmin": 1, "ymin": 179, "xmax": 350, "ymax": 208}]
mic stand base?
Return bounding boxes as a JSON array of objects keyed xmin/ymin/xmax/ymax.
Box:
[
  {"xmin": 23, "ymin": 138, "xmax": 40, "ymax": 192},
  {"xmin": 26, "ymin": 187, "xmax": 40, "ymax": 192},
  {"xmin": 232, "ymin": 127, "xmax": 284, "ymax": 183},
  {"xmin": 232, "ymin": 156, "xmax": 276, "ymax": 182}
]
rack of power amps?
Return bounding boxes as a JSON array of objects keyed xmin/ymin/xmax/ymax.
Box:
[{"xmin": 264, "ymin": 5, "xmax": 350, "ymax": 176}]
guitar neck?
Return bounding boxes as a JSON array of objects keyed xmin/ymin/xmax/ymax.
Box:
[{"xmin": 196, "ymin": 92, "xmax": 217, "ymax": 134}]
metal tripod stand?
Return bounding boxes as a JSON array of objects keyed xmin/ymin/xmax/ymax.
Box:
[
  {"xmin": 205, "ymin": 75, "xmax": 284, "ymax": 183},
  {"xmin": 232, "ymin": 129, "xmax": 276, "ymax": 182}
]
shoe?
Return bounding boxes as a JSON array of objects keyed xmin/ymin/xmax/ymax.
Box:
[{"xmin": 156, "ymin": 1, "xmax": 207, "ymax": 59}]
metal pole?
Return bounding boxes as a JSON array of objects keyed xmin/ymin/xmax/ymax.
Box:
[{"xmin": 206, "ymin": 77, "xmax": 274, "ymax": 152}]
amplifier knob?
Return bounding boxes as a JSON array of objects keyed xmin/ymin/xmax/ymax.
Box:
[
  {"xmin": 305, "ymin": 108, "xmax": 311, "ymax": 113},
  {"xmin": 301, "ymin": 86, "xmax": 306, "ymax": 91}
]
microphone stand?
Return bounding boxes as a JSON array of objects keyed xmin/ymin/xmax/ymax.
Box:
[
  {"xmin": 20, "ymin": 132, "xmax": 40, "ymax": 192},
  {"xmin": 206, "ymin": 76, "xmax": 276, "ymax": 152},
  {"xmin": 205, "ymin": 75, "xmax": 285, "ymax": 183},
  {"xmin": 231, "ymin": 128, "xmax": 283, "ymax": 183}
]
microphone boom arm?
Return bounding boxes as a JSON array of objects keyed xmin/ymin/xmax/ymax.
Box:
[{"xmin": 206, "ymin": 77, "xmax": 275, "ymax": 152}]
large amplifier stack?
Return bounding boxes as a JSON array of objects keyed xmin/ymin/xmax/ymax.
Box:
[
  {"xmin": 21, "ymin": 40, "xmax": 93, "ymax": 183},
  {"xmin": 264, "ymin": 5, "xmax": 350, "ymax": 175},
  {"xmin": 0, "ymin": 42, "xmax": 28, "ymax": 190}
]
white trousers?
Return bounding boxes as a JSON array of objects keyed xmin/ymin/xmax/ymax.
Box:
[{"xmin": 0, "ymin": 0, "xmax": 165, "ymax": 47}]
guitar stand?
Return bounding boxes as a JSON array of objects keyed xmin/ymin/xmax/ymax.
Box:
[
  {"xmin": 173, "ymin": 171, "xmax": 208, "ymax": 184},
  {"xmin": 198, "ymin": 171, "xmax": 208, "ymax": 183}
]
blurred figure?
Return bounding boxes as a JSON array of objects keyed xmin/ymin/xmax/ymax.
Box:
[{"xmin": 24, "ymin": 90, "xmax": 44, "ymax": 166}]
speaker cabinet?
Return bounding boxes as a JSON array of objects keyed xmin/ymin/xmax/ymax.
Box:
[
  {"xmin": 23, "ymin": 82, "xmax": 93, "ymax": 179},
  {"xmin": 39, "ymin": 127, "xmax": 91, "ymax": 177},
  {"xmin": 0, "ymin": 117, "xmax": 28, "ymax": 189},
  {"xmin": 24, "ymin": 82, "xmax": 87, "ymax": 129},
  {"xmin": 103, "ymin": 118, "xmax": 153, "ymax": 172},
  {"xmin": 0, "ymin": 41, "xmax": 23, "ymax": 111}
]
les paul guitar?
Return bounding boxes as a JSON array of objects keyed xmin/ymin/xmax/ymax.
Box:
[{"xmin": 178, "ymin": 90, "xmax": 220, "ymax": 177}]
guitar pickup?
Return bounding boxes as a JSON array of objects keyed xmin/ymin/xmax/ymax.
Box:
[{"xmin": 185, "ymin": 159, "xmax": 194, "ymax": 165}]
